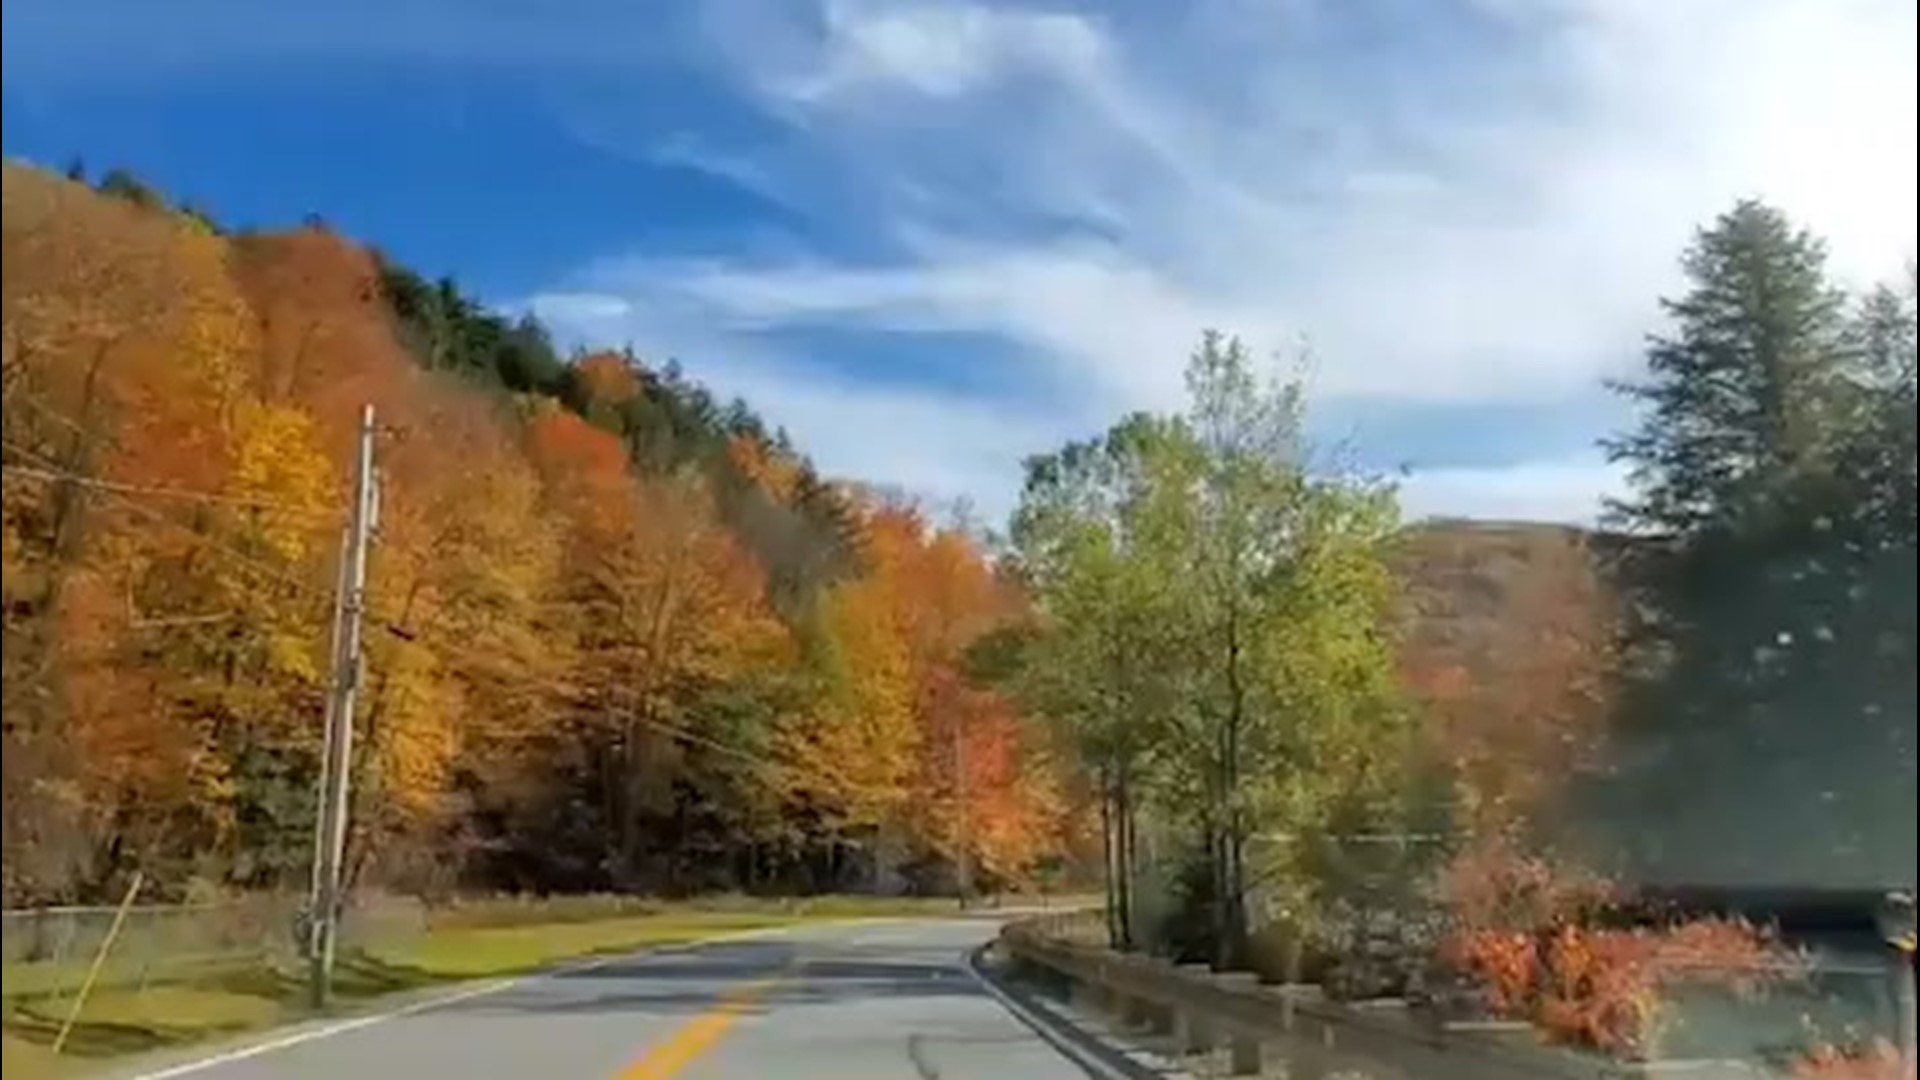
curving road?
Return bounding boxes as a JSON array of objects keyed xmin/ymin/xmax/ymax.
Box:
[{"xmin": 119, "ymin": 918, "xmax": 1094, "ymax": 1080}]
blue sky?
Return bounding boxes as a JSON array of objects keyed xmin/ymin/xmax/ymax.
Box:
[{"xmin": 5, "ymin": 0, "xmax": 1915, "ymax": 524}]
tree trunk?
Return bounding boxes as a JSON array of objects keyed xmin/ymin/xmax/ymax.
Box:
[
  {"xmin": 1219, "ymin": 606, "xmax": 1249, "ymax": 969},
  {"xmin": 1208, "ymin": 820, "xmax": 1228, "ymax": 967},
  {"xmin": 1114, "ymin": 762, "xmax": 1136, "ymax": 951},
  {"xmin": 1100, "ymin": 764, "xmax": 1119, "ymax": 948}
]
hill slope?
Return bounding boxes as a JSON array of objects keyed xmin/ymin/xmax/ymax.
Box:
[
  {"xmin": 1395, "ymin": 518, "xmax": 1915, "ymax": 894},
  {"xmin": 1, "ymin": 162, "xmax": 1070, "ymax": 904}
]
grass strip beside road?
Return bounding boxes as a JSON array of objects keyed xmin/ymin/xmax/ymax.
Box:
[
  {"xmin": 367, "ymin": 910, "xmax": 796, "ymax": 979},
  {"xmin": 3, "ymin": 1034, "xmax": 77, "ymax": 1079}
]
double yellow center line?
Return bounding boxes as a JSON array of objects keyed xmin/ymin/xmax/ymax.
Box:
[{"xmin": 613, "ymin": 962, "xmax": 798, "ymax": 1080}]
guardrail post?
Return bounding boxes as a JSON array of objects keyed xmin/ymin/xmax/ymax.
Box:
[
  {"xmin": 1174, "ymin": 1008, "xmax": 1214, "ymax": 1054},
  {"xmin": 1147, "ymin": 999, "xmax": 1175, "ymax": 1037},
  {"xmin": 1173, "ymin": 964, "xmax": 1215, "ymax": 1054},
  {"xmin": 1071, "ymin": 976, "xmax": 1108, "ymax": 1014},
  {"xmin": 1200, "ymin": 972, "xmax": 1264, "ymax": 1075},
  {"xmin": 1227, "ymin": 1031, "xmax": 1265, "ymax": 1075},
  {"xmin": 1135, "ymin": 960, "xmax": 1177, "ymax": 1036}
]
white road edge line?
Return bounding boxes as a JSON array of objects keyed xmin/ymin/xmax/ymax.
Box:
[
  {"xmin": 961, "ymin": 946, "xmax": 1135, "ymax": 1080},
  {"xmin": 121, "ymin": 919, "xmax": 888, "ymax": 1080},
  {"xmin": 124, "ymin": 971, "xmax": 539, "ymax": 1080}
]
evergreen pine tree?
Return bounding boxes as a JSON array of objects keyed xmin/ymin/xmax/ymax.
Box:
[
  {"xmin": 1605, "ymin": 200, "xmax": 1846, "ymax": 538},
  {"xmin": 1595, "ymin": 202, "xmax": 1913, "ymax": 891}
]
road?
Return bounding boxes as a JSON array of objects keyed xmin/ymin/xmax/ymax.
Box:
[{"xmin": 125, "ymin": 917, "xmax": 1094, "ymax": 1080}]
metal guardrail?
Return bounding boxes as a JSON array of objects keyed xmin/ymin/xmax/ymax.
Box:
[{"xmin": 996, "ymin": 914, "xmax": 1788, "ymax": 1080}]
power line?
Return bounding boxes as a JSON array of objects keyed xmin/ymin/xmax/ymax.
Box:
[
  {"xmin": 472, "ymin": 648, "xmax": 776, "ymax": 768},
  {"xmin": 3, "ymin": 408, "xmax": 410, "ymax": 641},
  {"xmin": 3, "ymin": 438, "xmax": 337, "ymax": 613},
  {"xmin": 0, "ymin": 461, "xmax": 341, "ymax": 520},
  {"xmin": 9, "ymin": 392, "xmax": 89, "ymax": 436},
  {"xmin": 11, "ymin": 390, "xmax": 791, "ymax": 774},
  {"xmin": 401, "ymin": 604, "xmax": 788, "ymax": 772},
  {"xmin": 5, "ymin": 392, "xmax": 340, "ymax": 519}
]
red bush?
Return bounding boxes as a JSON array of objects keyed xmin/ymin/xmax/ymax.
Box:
[
  {"xmin": 1433, "ymin": 839, "xmax": 1805, "ymax": 1057},
  {"xmin": 1793, "ymin": 1039, "xmax": 1904, "ymax": 1080}
]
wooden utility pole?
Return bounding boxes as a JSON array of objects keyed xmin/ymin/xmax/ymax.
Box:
[{"xmin": 308, "ymin": 404, "xmax": 377, "ymax": 1009}]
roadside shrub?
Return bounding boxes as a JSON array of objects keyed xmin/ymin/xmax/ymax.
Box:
[
  {"xmin": 1432, "ymin": 837, "xmax": 1806, "ymax": 1058},
  {"xmin": 1793, "ymin": 1037, "xmax": 1903, "ymax": 1079}
]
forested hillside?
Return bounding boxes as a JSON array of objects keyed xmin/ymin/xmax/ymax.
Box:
[
  {"xmin": 4, "ymin": 161, "xmax": 1912, "ymax": 977},
  {"xmin": 0, "ymin": 162, "xmax": 1071, "ymax": 905},
  {"xmin": 1395, "ymin": 207, "xmax": 1917, "ymax": 897},
  {"xmin": 1391, "ymin": 520, "xmax": 1618, "ymax": 843}
]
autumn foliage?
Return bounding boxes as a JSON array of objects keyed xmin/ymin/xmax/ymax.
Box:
[
  {"xmin": 0, "ymin": 163, "xmax": 1066, "ymax": 903},
  {"xmin": 1434, "ymin": 838, "xmax": 1806, "ymax": 1058},
  {"xmin": 1394, "ymin": 523, "xmax": 1617, "ymax": 836},
  {"xmin": 1794, "ymin": 1039, "xmax": 1906, "ymax": 1080}
]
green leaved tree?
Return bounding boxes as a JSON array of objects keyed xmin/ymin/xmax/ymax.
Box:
[{"xmin": 1011, "ymin": 332, "xmax": 1405, "ymax": 964}]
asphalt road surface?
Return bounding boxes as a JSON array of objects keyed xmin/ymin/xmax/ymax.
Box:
[{"xmin": 124, "ymin": 917, "xmax": 1094, "ymax": 1080}]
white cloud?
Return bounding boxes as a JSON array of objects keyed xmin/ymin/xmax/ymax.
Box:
[
  {"xmin": 535, "ymin": 0, "xmax": 1918, "ymax": 523},
  {"xmin": 526, "ymin": 285, "xmax": 1065, "ymax": 523},
  {"xmin": 587, "ymin": 241, "xmax": 1259, "ymax": 406},
  {"xmin": 1396, "ymin": 454, "xmax": 1628, "ymax": 526},
  {"xmin": 712, "ymin": 365, "xmax": 1054, "ymax": 519},
  {"xmin": 781, "ymin": 0, "xmax": 1105, "ymax": 101}
]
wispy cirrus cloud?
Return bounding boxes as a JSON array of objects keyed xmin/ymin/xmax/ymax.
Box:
[
  {"xmin": 1394, "ymin": 455, "xmax": 1631, "ymax": 526},
  {"xmin": 17, "ymin": 0, "xmax": 1906, "ymax": 522},
  {"xmin": 519, "ymin": 285, "xmax": 1060, "ymax": 513},
  {"xmin": 524, "ymin": 0, "xmax": 1914, "ymax": 522}
]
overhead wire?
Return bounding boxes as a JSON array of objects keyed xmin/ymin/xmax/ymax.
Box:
[
  {"xmin": 0, "ymin": 461, "xmax": 342, "ymax": 521},
  {"xmin": 4, "ymin": 437, "xmax": 337, "ymax": 607},
  {"xmin": 404, "ymin": 602, "xmax": 786, "ymax": 771},
  {"xmin": 8, "ymin": 391, "xmax": 792, "ymax": 772},
  {"xmin": 6, "ymin": 393, "xmax": 342, "ymax": 520},
  {"xmin": 359, "ymin": 481, "xmax": 811, "ymax": 771}
]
